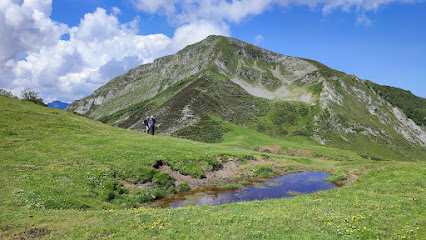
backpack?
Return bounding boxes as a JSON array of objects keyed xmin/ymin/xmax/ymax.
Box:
[{"xmin": 149, "ymin": 119, "xmax": 155, "ymax": 126}]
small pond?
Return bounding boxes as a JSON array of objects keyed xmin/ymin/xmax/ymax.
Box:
[{"xmin": 147, "ymin": 172, "xmax": 339, "ymax": 208}]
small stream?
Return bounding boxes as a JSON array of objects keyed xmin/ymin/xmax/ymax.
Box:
[{"xmin": 147, "ymin": 172, "xmax": 338, "ymax": 208}]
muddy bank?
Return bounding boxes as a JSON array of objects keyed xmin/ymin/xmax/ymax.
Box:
[
  {"xmin": 159, "ymin": 158, "xmax": 240, "ymax": 189},
  {"xmin": 146, "ymin": 172, "xmax": 339, "ymax": 208}
]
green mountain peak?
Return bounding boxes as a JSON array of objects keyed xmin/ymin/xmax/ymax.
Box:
[{"xmin": 67, "ymin": 35, "xmax": 426, "ymax": 161}]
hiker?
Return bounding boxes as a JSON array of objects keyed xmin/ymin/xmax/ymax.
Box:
[
  {"xmin": 143, "ymin": 116, "xmax": 149, "ymax": 133},
  {"xmin": 148, "ymin": 116, "xmax": 156, "ymax": 135}
]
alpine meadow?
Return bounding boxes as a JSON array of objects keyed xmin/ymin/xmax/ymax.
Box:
[{"xmin": 1, "ymin": 35, "xmax": 425, "ymax": 239}]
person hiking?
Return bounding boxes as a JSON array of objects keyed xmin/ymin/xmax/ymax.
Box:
[
  {"xmin": 143, "ymin": 116, "xmax": 149, "ymax": 133},
  {"xmin": 148, "ymin": 116, "xmax": 156, "ymax": 135}
]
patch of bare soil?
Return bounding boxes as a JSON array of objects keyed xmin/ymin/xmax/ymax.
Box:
[
  {"xmin": 21, "ymin": 165, "xmax": 36, "ymax": 170},
  {"xmin": 160, "ymin": 158, "xmax": 240, "ymax": 189},
  {"xmin": 115, "ymin": 158, "xmax": 243, "ymax": 190},
  {"xmin": 340, "ymin": 169, "xmax": 358, "ymax": 186},
  {"xmin": 13, "ymin": 227, "xmax": 49, "ymax": 239},
  {"xmin": 260, "ymin": 145, "xmax": 283, "ymax": 154}
]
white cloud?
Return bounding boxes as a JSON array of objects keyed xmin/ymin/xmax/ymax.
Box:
[
  {"xmin": 254, "ymin": 34, "xmax": 264, "ymax": 45},
  {"xmin": 0, "ymin": 2, "xmax": 230, "ymax": 103},
  {"xmin": 112, "ymin": 6, "xmax": 121, "ymax": 15},
  {"xmin": 173, "ymin": 0, "xmax": 274, "ymax": 24},
  {"xmin": 171, "ymin": 20, "xmax": 230, "ymax": 52},
  {"xmin": 318, "ymin": 0, "xmax": 417, "ymax": 13},
  {"xmin": 132, "ymin": 0, "xmax": 420, "ymax": 24},
  {"xmin": 0, "ymin": 0, "xmax": 67, "ymax": 62},
  {"xmin": 0, "ymin": 3, "xmax": 174, "ymax": 102},
  {"xmin": 1, "ymin": 0, "xmax": 422, "ymax": 103},
  {"xmin": 131, "ymin": 0, "xmax": 175, "ymax": 15}
]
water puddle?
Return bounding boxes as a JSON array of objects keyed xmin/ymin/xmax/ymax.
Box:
[{"xmin": 146, "ymin": 172, "xmax": 338, "ymax": 208}]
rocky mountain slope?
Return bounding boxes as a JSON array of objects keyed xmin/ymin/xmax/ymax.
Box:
[{"xmin": 67, "ymin": 35, "xmax": 426, "ymax": 161}]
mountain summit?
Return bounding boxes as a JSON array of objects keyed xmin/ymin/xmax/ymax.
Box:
[{"xmin": 67, "ymin": 35, "xmax": 426, "ymax": 161}]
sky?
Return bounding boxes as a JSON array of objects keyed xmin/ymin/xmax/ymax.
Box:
[{"xmin": 1, "ymin": 0, "xmax": 425, "ymax": 103}]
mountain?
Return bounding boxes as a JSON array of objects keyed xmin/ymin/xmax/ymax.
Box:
[
  {"xmin": 48, "ymin": 101, "xmax": 69, "ymax": 110},
  {"xmin": 67, "ymin": 35, "xmax": 426, "ymax": 161},
  {"xmin": 3, "ymin": 88, "xmax": 426, "ymax": 240}
]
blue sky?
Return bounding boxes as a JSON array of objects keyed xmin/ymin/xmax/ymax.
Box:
[{"xmin": 1, "ymin": 0, "xmax": 425, "ymax": 103}]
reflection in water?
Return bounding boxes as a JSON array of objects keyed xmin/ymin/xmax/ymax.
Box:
[{"xmin": 150, "ymin": 172, "xmax": 338, "ymax": 208}]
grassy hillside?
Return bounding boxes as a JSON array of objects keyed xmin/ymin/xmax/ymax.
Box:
[
  {"xmin": 1, "ymin": 96, "xmax": 269, "ymax": 211},
  {"xmin": 1, "ymin": 96, "xmax": 425, "ymax": 239}
]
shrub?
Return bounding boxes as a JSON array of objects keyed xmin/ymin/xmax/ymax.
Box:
[
  {"xmin": 325, "ymin": 170, "xmax": 348, "ymax": 183},
  {"xmin": 178, "ymin": 182, "xmax": 191, "ymax": 192},
  {"xmin": 202, "ymin": 157, "xmax": 223, "ymax": 171},
  {"xmin": 21, "ymin": 88, "xmax": 46, "ymax": 106},
  {"xmin": 251, "ymin": 165, "xmax": 274, "ymax": 177},
  {"xmin": 168, "ymin": 161, "xmax": 206, "ymax": 179},
  {"xmin": 87, "ymin": 170, "xmax": 124, "ymax": 202},
  {"xmin": 152, "ymin": 172, "xmax": 175, "ymax": 193},
  {"xmin": 134, "ymin": 190, "xmax": 156, "ymax": 202}
]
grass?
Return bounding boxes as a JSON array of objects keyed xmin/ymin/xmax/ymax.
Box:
[
  {"xmin": 1, "ymin": 96, "xmax": 425, "ymax": 239},
  {"xmin": 1, "ymin": 96, "xmax": 270, "ymax": 210},
  {"xmin": 2, "ymin": 163, "xmax": 424, "ymax": 239},
  {"xmin": 218, "ymin": 118, "xmax": 363, "ymax": 162}
]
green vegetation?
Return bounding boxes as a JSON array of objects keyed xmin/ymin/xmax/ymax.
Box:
[
  {"xmin": 178, "ymin": 182, "xmax": 191, "ymax": 192},
  {"xmin": 366, "ymin": 80, "xmax": 426, "ymax": 126},
  {"xmin": 316, "ymin": 77, "xmax": 426, "ymax": 162},
  {"xmin": 68, "ymin": 35, "xmax": 425, "ymax": 165},
  {"xmin": 1, "ymin": 96, "xmax": 425, "ymax": 239},
  {"xmin": 172, "ymin": 115, "xmax": 231, "ymax": 143},
  {"xmin": 2, "ymin": 35, "xmax": 426, "ymax": 238},
  {"xmin": 250, "ymin": 165, "xmax": 274, "ymax": 177},
  {"xmin": 257, "ymin": 100, "xmax": 317, "ymax": 138},
  {"xmin": 325, "ymin": 170, "xmax": 348, "ymax": 183},
  {"xmin": 21, "ymin": 88, "xmax": 46, "ymax": 107},
  {"xmin": 0, "ymin": 96, "xmax": 261, "ymax": 210}
]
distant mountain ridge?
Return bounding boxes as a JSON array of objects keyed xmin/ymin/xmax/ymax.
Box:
[
  {"xmin": 67, "ymin": 35, "xmax": 426, "ymax": 161},
  {"xmin": 48, "ymin": 101, "xmax": 69, "ymax": 110}
]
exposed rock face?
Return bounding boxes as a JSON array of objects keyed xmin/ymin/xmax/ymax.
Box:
[
  {"xmin": 391, "ymin": 107, "xmax": 426, "ymax": 147},
  {"xmin": 67, "ymin": 35, "xmax": 425, "ymax": 159}
]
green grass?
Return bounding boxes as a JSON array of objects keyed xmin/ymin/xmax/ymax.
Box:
[
  {"xmin": 1, "ymin": 96, "xmax": 425, "ymax": 239},
  {"xmin": 0, "ymin": 96, "xmax": 264, "ymax": 211},
  {"xmin": 2, "ymin": 163, "xmax": 424, "ymax": 239},
  {"xmin": 218, "ymin": 118, "xmax": 363, "ymax": 162}
]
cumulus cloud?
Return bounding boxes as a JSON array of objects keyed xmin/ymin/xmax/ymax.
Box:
[
  {"xmin": 0, "ymin": 1, "xmax": 230, "ymax": 103},
  {"xmin": 0, "ymin": 0, "xmax": 67, "ymax": 62},
  {"xmin": 171, "ymin": 20, "xmax": 230, "ymax": 51},
  {"xmin": 0, "ymin": 0, "xmax": 421, "ymax": 103},
  {"xmin": 1, "ymin": 3, "xmax": 171, "ymax": 102}
]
